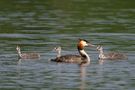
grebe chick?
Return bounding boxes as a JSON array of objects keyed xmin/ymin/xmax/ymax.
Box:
[
  {"xmin": 96, "ymin": 45, "xmax": 127, "ymax": 60},
  {"xmin": 53, "ymin": 46, "xmax": 61, "ymax": 57},
  {"xmin": 16, "ymin": 45, "xmax": 40, "ymax": 59},
  {"xmin": 51, "ymin": 39, "xmax": 95, "ymax": 64}
]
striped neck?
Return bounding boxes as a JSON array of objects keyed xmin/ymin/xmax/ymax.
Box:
[
  {"xmin": 98, "ymin": 48, "xmax": 106, "ymax": 59},
  {"xmin": 17, "ymin": 48, "xmax": 22, "ymax": 58}
]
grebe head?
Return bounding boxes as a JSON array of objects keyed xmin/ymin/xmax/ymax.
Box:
[
  {"xmin": 96, "ymin": 45, "xmax": 103, "ymax": 51},
  {"xmin": 78, "ymin": 39, "xmax": 95, "ymax": 50},
  {"xmin": 54, "ymin": 46, "xmax": 61, "ymax": 52}
]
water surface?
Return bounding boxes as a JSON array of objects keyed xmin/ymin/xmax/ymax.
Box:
[{"xmin": 0, "ymin": 0, "xmax": 135, "ymax": 90}]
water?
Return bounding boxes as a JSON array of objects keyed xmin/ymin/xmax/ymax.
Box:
[{"xmin": 0, "ymin": 0, "xmax": 135, "ymax": 90}]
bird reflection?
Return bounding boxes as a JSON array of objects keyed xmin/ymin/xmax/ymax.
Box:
[
  {"xmin": 17, "ymin": 59, "xmax": 22, "ymax": 65},
  {"xmin": 99, "ymin": 59, "xmax": 104, "ymax": 65},
  {"xmin": 79, "ymin": 63, "xmax": 89, "ymax": 90},
  {"xmin": 16, "ymin": 59, "xmax": 22, "ymax": 78}
]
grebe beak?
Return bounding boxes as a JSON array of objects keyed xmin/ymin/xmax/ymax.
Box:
[{"xmin": 88, "ymin": 43, "xmax": 95, "ymax": 47}]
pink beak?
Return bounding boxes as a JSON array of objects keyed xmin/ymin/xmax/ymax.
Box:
[{"xmin": 88, "ymin": 43, "xmax": 95, "ymax": 47}]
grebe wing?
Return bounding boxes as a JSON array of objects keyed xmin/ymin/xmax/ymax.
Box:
[
  {"xmin": 21, "ymin": 53, "xmax": 40, "ymax": 59},
  {"xmin": 106, "ymin": 52, "xmax": 127, "ymax": 60},
  {"xmin": 51, "ymin": 54, "xmax": 86, "ymax": 63}
]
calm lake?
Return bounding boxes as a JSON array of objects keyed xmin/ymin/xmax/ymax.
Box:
[{"xmin": 0, "ymin": 0, "xmax": 135, "ymax": 90}]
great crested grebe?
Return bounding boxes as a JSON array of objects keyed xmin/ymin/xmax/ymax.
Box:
[
  {"xmin": 96, "ymin": 45, "xmax": 127, "ymax": 60},
  {"xmin": 53, "ymin": 46, "xmax": 61, "ymax": 57},
  {"xmin": 16, "ymin": 45, "xmax": 40, "ymax": 59},
  {"xmin": 51, "ymin": 39, "xmax": 95, "ymax": 64}
]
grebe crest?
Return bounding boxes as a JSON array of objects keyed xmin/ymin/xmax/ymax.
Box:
[
  {"xmin": 16, "ymin": 45, "xmax": 40, "ymax": 59},
  {"xmin": 51, "ymin": 39, "xmax": 95, "ymax": 65},
  {"xmin": 96, "ymin": 45, "xmax": 127, "ymax": 60}
]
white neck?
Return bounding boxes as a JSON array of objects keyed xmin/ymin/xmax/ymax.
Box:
[
  {"xmin": 79, "ymin": 49, "xmax": 90, "ymax": 63},
  {"xmin": 57, "ymin": 50, "xmax": 61, "ymax": 57}
]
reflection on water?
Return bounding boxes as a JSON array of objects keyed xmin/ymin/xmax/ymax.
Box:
[
  {"xmin": 0, "ymin": 0, "xmax": 135, "ymax": 90},
  {"xmin": 80, "ymin": 66, "xmax": 87, "ymax": 90},
  {"xmin": 99, "ymin": 59, "xmax": 104, "ymax": 65},
  {"xmin": 16, "ymin": 59, "xmax": 21, "ymax": 79}
]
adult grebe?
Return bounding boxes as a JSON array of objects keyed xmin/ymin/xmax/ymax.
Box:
[
  {"xmin": 53, "ymin": 46, "xmax": 61, "ymax": 57},
  {"xmin": 96, "ymin": 45, "xmax": 127, "ymax": 60},
  {"xmin": 51, "ymin": 39, "xmax": 95, "ymax": 64},
  {"xmin": 16, "ymin": 45, "xmax": 40, "ymax": 59}
]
